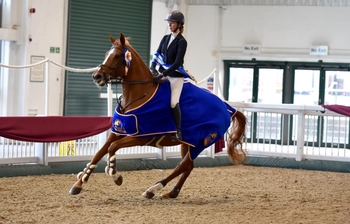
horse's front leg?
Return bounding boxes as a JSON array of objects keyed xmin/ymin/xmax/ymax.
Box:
[
  {"xmin": 105, "ymin": 136, "xmax": 150, "ymax": 185},
  {"xmin": 143, "ymin": 145, "xmax": 194, "ymax": 199},
  {"xmin": 69, "ymin": 133, "xmax": 120, "ymax": 195}
]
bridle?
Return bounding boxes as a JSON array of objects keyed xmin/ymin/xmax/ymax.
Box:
[
  {"xmin": 97, "ymin": 45, "xmax": 157, "ymax": 113},
  {"xmin": 98, "ymin": 46, "xmax": 155, "ymax": 85}
]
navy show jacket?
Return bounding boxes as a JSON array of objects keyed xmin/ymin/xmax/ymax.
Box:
[{"xmin": 155, "ymin": 33, "xmax": 187, "ymax": 77}]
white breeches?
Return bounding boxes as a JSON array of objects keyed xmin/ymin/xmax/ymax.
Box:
[{"xmin": 167, "ymin": 76, "xmax": 184, "ymax": 108}]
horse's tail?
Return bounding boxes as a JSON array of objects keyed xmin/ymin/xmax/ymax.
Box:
[{"xmin": 227, "ymin": 110, "xmax": 247, "ymax": 165}]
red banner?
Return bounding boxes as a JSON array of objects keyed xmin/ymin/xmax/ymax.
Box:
[{"xmin": 0, "ymin": 116, "xmax": 112, "ymax": 142}]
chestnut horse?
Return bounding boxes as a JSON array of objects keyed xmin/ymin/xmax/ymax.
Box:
[{"xmin": 69, "ymin": 33, "xmax": 247, "ymax": 199}]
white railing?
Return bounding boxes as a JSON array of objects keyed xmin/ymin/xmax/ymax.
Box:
[
  {"xmin": 1, "ymin": 102, "xmax": 350, "ymax": 165},
  {"xmin": 227, "ymin": 102, "xmax": 350, "ymax": 163},
  {"xmin": 0, "ymin": 131, "xmax": 215, "ymax": 165}
]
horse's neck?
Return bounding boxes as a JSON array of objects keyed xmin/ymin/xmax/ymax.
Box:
[{"xmin": 120, "ymin": 59, "xmax": 156, "ymax": 112}]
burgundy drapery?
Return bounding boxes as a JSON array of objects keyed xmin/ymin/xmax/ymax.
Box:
[
  {"xmin": 322, "ymin": 104, "xmax": 350, "ymax": 117},
  {"xmin": 0, "ymin": 116, "xmax": 112, "ymax": 142},
  {"xmin": 214, "ymin": 136, "xmax": 225, "ymax": 153}
]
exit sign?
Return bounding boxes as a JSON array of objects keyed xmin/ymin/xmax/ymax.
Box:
[{"xmin": 50, "ymin": 46, "xmax": 60, "ymax": 54}]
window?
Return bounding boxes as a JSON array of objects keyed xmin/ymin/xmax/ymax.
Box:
[{"xmin": 224, "ymin": 60, "xmax": 350, "ymax": 147}]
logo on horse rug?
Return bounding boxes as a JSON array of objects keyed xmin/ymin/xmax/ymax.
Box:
[{"xmin": 111, "ymin": 80, "xmax": 236, "ymax": 160}]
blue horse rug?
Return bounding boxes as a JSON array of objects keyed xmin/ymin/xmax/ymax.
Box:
[{"xmin": 111, "ymin": 80, "xmax": 236, "ymax": 160}]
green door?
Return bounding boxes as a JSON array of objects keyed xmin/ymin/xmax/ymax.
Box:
[{"xmin": 65, "ymin": 0, "xmax": 152, "ymax": 115}]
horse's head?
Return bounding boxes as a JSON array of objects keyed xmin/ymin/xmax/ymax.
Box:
[{"xmin": 92, "ymin": 33, "xmax": 132, "ymax": 86}]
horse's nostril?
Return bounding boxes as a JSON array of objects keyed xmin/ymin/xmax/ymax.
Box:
[{"xmin": 93, "ymin": 74, "xmax": 103, "ymax": 82}]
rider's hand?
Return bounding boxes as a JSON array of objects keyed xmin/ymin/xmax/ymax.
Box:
[
  {"xmin": 153, "ymin": 73, "xmax": 164, "ymax": 83},
  {"xmin": 150, "ymin": 67, "xmax": 158, "ymax": 76}
]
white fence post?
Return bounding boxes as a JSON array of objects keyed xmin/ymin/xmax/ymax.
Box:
[
  {"xmin": 296, "ymin": 110, "xmax": 305, "ymax": 161},
  {"xmin": 44, "ymin": 60, "xmax": 50, "ymax": 116},
  {"xmin": 35, "ymin": 142, "xmax": 48, "ymax": 166},
  {"xmin": 98, "ymin": 131, "xmax": 108, "ymax": 149},
  {"xmin": 107, "ymin": 85, "xmax": 113, "ymax": 117},
  {"xmin": 155, "ymin": 144, "xmax": 166, "ymax": 160},
  {"xmin": 98, "ymin": 131, "xmax": 108, "ymax": 162},
  {"xmin": 213, "ymin": 68, "xmax": 218, "ymax": 97}
]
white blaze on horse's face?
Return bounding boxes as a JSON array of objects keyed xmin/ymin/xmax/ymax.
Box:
[{"xmin": 102, "ymin": 48, "xmax": 116, "ymax": 65}]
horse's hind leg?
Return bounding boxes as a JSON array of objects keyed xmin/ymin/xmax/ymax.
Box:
[
  {"xmin": 69, "ymin": 133, "xmax": 119, "ymax": 195},
  {"xmin": 162, "ymin": 145, "xmax": 193, "ymax": 198},
  {"xmin": 142, "ymin": 144, "xmax": 193, "ymax": 199}
]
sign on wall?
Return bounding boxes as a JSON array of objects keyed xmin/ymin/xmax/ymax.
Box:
[
  {"xmin": 310, "ymin": 45, "xmax": 328, "ymax": 56},
  {"xmin": 243, "ymin": 45, "xmax": 261, "ymax": 54},
  {"xmin": 30, "ymin": 56, "xmax": 45, "ymax": 82}
]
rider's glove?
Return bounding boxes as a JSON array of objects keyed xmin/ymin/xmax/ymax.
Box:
[
  {"xmin": 150, "ymin": 67, "xmax": 158, "ymax": 76},
  {"xmin": 153, "ymin": 73, "xmax": 164, "ymax": 82}
]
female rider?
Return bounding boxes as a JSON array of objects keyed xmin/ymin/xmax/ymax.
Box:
[{"xmin": 150, "ymin": 10, "xmax": 188, "ymax": 141}]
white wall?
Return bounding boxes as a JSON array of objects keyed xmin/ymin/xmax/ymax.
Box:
[
  {"xmin": 186, "ymin": 5, "xmax": 350, "ymax": 89},
  {"xmin": 1, "ymin": 0, "xmax": 27, "ymax": 116},
  {"xmin": 219, "ymin": 6, "xmax": 350, "ymax": 59},
  {"xmin": 186, "ymin": 5, "xmax": 221, "ymax": 88},
  {"xmin": 2, "ymin": 0, "xmax": 350, "ymax": 116},
  {"xmin": 1, "ymin": 0, "xmax": 65, "ymax": 116},
  {"xmin": 25, "ymin": 0, "xmax": 65, "ymax": 116}
]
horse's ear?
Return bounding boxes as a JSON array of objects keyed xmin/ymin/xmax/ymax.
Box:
[
  {"xmin": 109, "ymin": 34, "xmax": 115, "ymax": 44},
  {"xmin": 120, "ymin": 33, "xmax": 125, "ymax": 46}
]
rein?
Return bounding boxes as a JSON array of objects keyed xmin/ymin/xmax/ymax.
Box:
[
  {"xmin": 97, "ymin": 44, "xmax": 157, "ymax": 113},
  {"xmin": 111, "ymin": 78, "xmax": 155, "ymax": 85},
  {"xmin": 116, "ymin": 86, "xmax": 155, "ymax": 114}
]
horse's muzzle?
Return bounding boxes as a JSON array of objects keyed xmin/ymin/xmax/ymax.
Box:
[
  {"xmin": 93, "ymin": 73, "xmax": 103, "ymax": 83},
  {"xmin": 92, "ymin": 71, "xmax": 107, "ymax": 86}
]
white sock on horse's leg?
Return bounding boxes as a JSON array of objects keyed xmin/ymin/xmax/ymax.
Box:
[{"xmin": 146, "ymin": 182, "xmax": 163, "ymax": 194}]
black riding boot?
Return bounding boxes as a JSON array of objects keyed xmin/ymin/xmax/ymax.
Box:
[{"xmin": 171, "ymin": 103, "xmax": 182, "ymax": 141}]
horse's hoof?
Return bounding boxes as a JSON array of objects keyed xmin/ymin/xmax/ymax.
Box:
[
  {"xmin": 161, "ymin": 188, "xmax": 179, "ymax": 199},
  {"xmin": 69, "ymin": 186, "xmax": 82, "ymax": 195},
  {"xmin": 161, "ymin": 192, "xmax": 172, "ymax": 199},
  {"xmin": 142, "ymin": 191, "xmax": 155, "ymax": 199},
  {"xmin": 161, "ymin": 193, "xmax": 178, "ymax": 199},
  {"xmin": 114, "ymin": 175, "xmax": 123, "ymax": 186}
]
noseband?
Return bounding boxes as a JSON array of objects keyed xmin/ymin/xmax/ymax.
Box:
[{"xmin": 98, "ymin": 46, "xmax": 154, "ymax": 85}]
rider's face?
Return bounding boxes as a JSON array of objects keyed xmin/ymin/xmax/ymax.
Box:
[{"xmin": 168, "ymin": 21, "xmax": 179, "ymax": 33}]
